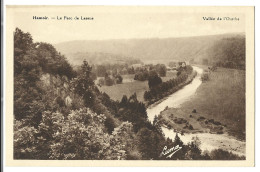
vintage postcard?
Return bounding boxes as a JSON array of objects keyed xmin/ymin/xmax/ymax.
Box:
[{"xmin": 5, "ymin": 6, "xmax": 254, "ymax": 166}]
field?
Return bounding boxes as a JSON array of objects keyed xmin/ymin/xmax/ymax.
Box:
[
  {"xmin": 98, "ymin": 71, "xmax": 177, "ymax": 102},
  {"xmin": 179, "ymin": 67, "xmax": 245, "ymax": 140}
]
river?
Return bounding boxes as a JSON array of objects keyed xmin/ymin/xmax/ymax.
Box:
[
  {"xmin": 147, "ymin": 66, "xmax": 203, "ymax": 122},
  {"xmin": 146, "ymin": 66, "xmax": 245, "ymax": 156}
]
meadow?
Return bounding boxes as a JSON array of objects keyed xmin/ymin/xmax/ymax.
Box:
[
  {"xmin": 180, "ymin": 67, "xmax": 245, "ymax": 140},
  {"xmin": 98, "ymin": 71, "xmax": 177, "ymax": 102}
]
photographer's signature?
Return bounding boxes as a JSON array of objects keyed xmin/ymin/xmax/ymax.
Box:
[{"xmin": 160, "ymin": 145, "xmax": 182, "ymax": 158}]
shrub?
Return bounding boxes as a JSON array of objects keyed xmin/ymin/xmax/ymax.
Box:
[
  {"xmin": 201, "ymin": 72, "xmax": 209, "ymax": 82},
  {"xmin": 104, "ymin": 76, "xmax": 114, "ymax": 86},
  {"xmin": 210, "ymin": 149, "xmax": 245, "ymax": 160},
  {"xmin": 104, "ymin": 116, "xmax": 116, "ymax": 134},
  {"xmin": 115, "ymin": 74, "xmax": 123, "ymax": 84},
  {"xmin": 148, "ymin": 72, "xmax": 162, "ymax": 89}
]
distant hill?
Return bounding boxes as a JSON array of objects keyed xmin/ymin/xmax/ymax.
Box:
[
  {"xmin": 57, "ymin": 51, "xmax": 142, "ymax": 66},
  {"xmin": 54, "ymin": 33, "xmax": 245, "ymax": 67}
]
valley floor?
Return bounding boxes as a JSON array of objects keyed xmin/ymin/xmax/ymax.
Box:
[
  {"xmin": 98, "ymin": 71, "xmax": 177, "ymax": 102},
  {"xmin": 160, "ymin": 66, "xmax": 246, "ymax": 141}
]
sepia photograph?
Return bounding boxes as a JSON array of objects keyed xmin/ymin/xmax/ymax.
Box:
[{"xmin": 4, "ymin": 5, "xmax": 255, "ymax": 166}]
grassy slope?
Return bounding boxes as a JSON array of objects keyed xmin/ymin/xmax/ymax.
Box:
[{"xmin": 180, "ymin": 67, "xmax": 245, "ymax": 140}]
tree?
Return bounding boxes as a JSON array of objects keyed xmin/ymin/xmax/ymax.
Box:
[
  {"xmin": 104, "ymin": 75, "xmax": 114, "ymax": 86},
  {"xmin": 108, "ymin": 122, "xmax": 135, "ymax": 160},
  {"xmin": 184, "ymin": 137, "xmax": 202, "ymax": 160},
  {"xmin": 104, "ymin": 116, "xmax": 116, "ymax": 134},
  {"xmin": 158, "ymin": 64, "xmax": 167, "ymax": 77},
  {"xmin": 201, "ymin": 72, "xmax": 209, "ymax": 82},
  {"xmin": 169, "ymin": 61, "xmax": 177, "ymax": 68},
  {"xmin": 96, "ymin": 65, "xmax": 107, "ymax": 77},
  {"xmin": 120, "ymin": 95, "xmax": 128, "ymax": 106},
  {"xmin": 36, "ymin": 42, "xmax": 75, "ymax": 79},
  {"xmin": 14, "ymin": 28, "xmax": 44, "ymax": 123},
  {"xmin": 148, "ymin": 71, "xmax": 162, "ymax": 89},
  {"xmin": 173, "ymin": 133, "xmax": 183, "ymax": 146},
  {"xmin": 14, "ymin": 28, "xmax": 34, "ymax": 76},
  {"xmin": 14, "ymin": 120, "xmax": 38, "ymax": 159},
  {"xmin": 115, "ymin": 74, "xmax": 123, "ymax": 84},
  {"xmin": 210, "ymin": 149, "xmax": 245, "ymax": 160},
  {"xmin": 177, "ymin": 71, "xmax": 182, "ymax": 76},
  {"xmin": 98, "ymin": 78, "xmax": 105, "ymax": 86},
  {"xmin": 72, "ymin": 60, "xmax": 95, "ymax": 106},
  {"xmin": 38, "ymin": 108, "xmax": 111, "ymax": 160},
  {"xmin": 208, "ymin": 37, "xmax": 245, "ymax": 70},
  {"xmin": 134, "ymin": 70, "xmax": 149, "ymax": 81},
  {"xmin": 136, "ymin": 128, "xmax": 163, "ymax": 159},
  {"xmin": 127, "ymin": 67, "xmax": 135, "ymax": 74}
]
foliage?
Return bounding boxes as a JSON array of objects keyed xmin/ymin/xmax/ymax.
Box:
[
  {"xmin": 136, "ymin": 127, "xmax": 164, "ymax": 159},
  {"xmin": 13, "ymin": 28, "xmax": 245, "ymax": 161},
  {"xmin": 96, "ymin": 65, "xmax": 107, "ymax": 77},
  {"xmin": 97, "ymin": 78, "xmax": 104, "ymax": 86},
  {"xmin": 14, "ymin": 28, "xmax": 75, "ymax": 125},
  {"xmin": 14, "ymin": 120, "xmax": 38, "ymax": 159},
  {"xmin": 210, "ymin": 149, "xmax": 245, "ymax": 160},
  {"xmin": 115, "ymin": 74, "xmax": 123, "ymax": 84},
  {"xmin": 157, "ymin": 64, "xmax": 167, "ymax": 77},
  {"xmin": 208, "ymin": 37, "xmax": 245, "ymax": 70},
  {"xmin": 104, "ymin": 116, "xmax": 116, "ymax": 134},
  {"xmin": 72, "ymin": 60, "xmax": 95, "ymax": 107},
  {"xmin": 201, "ymin": 72, "xmax": 210, "ymax": 82},
  {"xmin": 144, "ymin": 66, "xmax": 193, "ymax": 102},
  {"xmin": 14, "ymin": 108, "xmax": 135, "ymax": 160},
  {"xmin": 134, "ymin": 64, "xmax": 166, "ymax": 81},
  {"xmin": 109, "ymin": 122, "xmax": 136, "ymax": 160},
  {"xmin": 134, "ymin": 70, "xmax": 149, "ymax": 81},
  {"xmin": 148, "ymin": 70, "xmax": 162, "ymax": 88},
  {"xmin": 168, "ymin": 61, "xmax": 177, "ymax": 68},
  {"xmin": 46, "ymin": 109, "xmax": 111, "ymax": 160},
  {"xmin": 104, "ymin": 75, "xmax": 115, "ymax": 86}
]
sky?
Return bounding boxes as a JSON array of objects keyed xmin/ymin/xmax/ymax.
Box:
[{"xmin": 7, "ymin": 6, "xmax": 245, "ymax": 44}]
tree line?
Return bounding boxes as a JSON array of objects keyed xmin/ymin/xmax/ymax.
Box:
[
  {"xmin": 134, "ymin": 64, "xmax": 167, "ymax": 81},
  {"xmin": 144, "ymin": 65, "xmax": 194, "ymax": 103},
  {"xmin": 206, "ymin": 37, "xmax": 245, "ymax": 70}
]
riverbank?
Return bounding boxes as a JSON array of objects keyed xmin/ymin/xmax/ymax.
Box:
[
  {"xmin": 157, "ymin": 107, "xmax": 227, "ymax": 135},
  {"xmin": 146, "ymin": 66, "xmax": 203, "ymax": 122},
  {"xmin": 145, "ymin": 71, "xmax": 197, "ymax": 107},
  {"xmin": 180, "ymin": 67, "xmax": 245, "ymax": 141},
  {"xmin": 158, "ymin": 108, "xmax": 246, "ymax": 156}
]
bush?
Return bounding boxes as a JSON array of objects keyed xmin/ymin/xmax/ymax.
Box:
[
  {"xmin": 210, "ymin": 149, "xmax": 245, "ymax": 160},
  {"xmin": 148, "ymin": 71, "xmax": 162, "ymax": 89},
  {"xmin": 104, "ymin": 76, "xmax": 114, "ymax": 86},
  {"xmin": 115, "ymin": 74, "xmax": 123, "ymax": 84},
  {"xmin": 98, "ymin": 78, "xmax": 105, "ymax": 86},
  {"xmin": 134, "ymin": 71, "xmax": 149, "ymax": 81},
  {"xmin": 104, "ymin": 116, "xmax": 116, "ymax": 134},
  {"xmin": 201, "ymin": 72, "xmax": 209, "ymax": 82}
]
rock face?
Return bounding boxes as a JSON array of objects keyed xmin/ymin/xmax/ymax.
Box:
[
  {"xmin": 40, "ymin": 73, "xmax": 74, "ymax": 107},
  {"xmin": 65, "ymin": 96, "xmax": 72, "ymax": 107}
]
